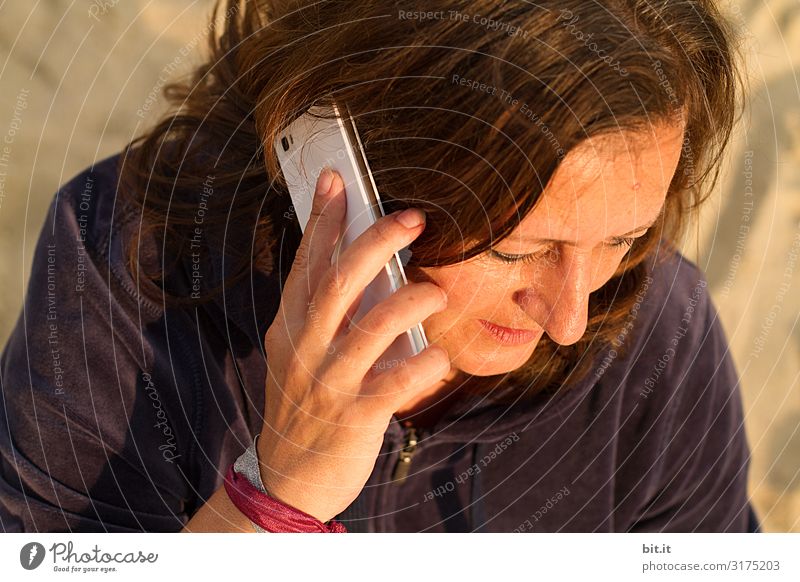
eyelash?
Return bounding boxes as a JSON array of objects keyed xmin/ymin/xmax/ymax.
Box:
[{"xmin": 490, "ymin": 236, "xmax": 639, "ymax": 265}]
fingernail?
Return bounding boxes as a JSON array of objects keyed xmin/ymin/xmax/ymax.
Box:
[
  {"xmin": 396, "ymin": 208, "xmax": 426, "ymax": 229},
  {"xmin": 317, "ymin": 167, "xmax": 334, "ymax": 196}
]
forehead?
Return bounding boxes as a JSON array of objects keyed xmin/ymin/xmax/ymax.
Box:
[{"xmin": 512, "ymin": 122, "xmax": 685, "ymax": 241}]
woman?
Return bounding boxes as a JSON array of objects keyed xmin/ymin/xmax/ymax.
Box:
[{"xmin": 0, "ymin": 0, "xmax": 757, "ymax": 532}]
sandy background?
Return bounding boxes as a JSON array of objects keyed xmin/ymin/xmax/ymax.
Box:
[{"xmin": 0, "ymin": 0, "xmax": 798, "ymax": 531}]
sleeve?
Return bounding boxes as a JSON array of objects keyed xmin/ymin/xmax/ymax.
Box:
[
  {"xmin": 629, "ymin": 272, "xmax": 757, "ymax": 532},
  {"xmin": 0, "ymin": 183, "xmax": 192, "ymax": 532}
]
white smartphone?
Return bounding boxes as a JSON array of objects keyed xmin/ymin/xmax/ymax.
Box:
[{"xmin": 273, "ymin": 101, "xmax": 429, "ymax": 373}]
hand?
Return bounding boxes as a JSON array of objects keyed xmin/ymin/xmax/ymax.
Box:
[{"xmin": 257, "ymin": 168, "xmax": 451, "ymax": 523}]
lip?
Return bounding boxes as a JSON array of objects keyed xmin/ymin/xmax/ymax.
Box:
[{"xmin": 478, "ymin": 319, "xmax": 539, "ymax": 345}]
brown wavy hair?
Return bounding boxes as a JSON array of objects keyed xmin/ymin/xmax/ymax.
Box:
[{"xmin": 119, "ymin": 0, "xmax": 744, "ymax": 403}]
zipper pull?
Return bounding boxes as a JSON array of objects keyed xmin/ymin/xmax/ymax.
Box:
[{"xmin": 391, "ymin": 424, "xmax": 418, "ymax": 485}]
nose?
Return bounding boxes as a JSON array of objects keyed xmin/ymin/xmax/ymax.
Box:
[{"xmin": 518, "ymin": 246, "xmax": 592, "ymax": 345}]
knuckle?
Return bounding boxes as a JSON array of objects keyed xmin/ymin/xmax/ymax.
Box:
[
  {"xmin": 264, "ymin": 320, "xmax": 290, "ymax": 352},
  {"xmin": 263, "ymin": 332, "xmax": 277, "ymax": 354},
  {"xmin": 391, "ymin": 366, "xmax": 414, "ymax": 391},
  {"xmin": 291, "ymin": 243, "xmax": 311, "ymax": 271},
  {"xmin": 368, "ymin": 310, "xmax": 398, "ymax": 337},
  {"xmin": 264, "ymin": 324, "xmax": 278, "ymax": 347},
  {"xmin": 308, "ymin": 205, "xmax": 326, "ymax": 227},
  {"xmin": 373, "ymin": 215, "xmax": 401, "ymax": 248},
  {"xmin": 319, "ymin": 268, "xmax": 352, "ymax": 301},
  {"xmin": 264, "ymin": 330, "xmax": 286, "ymax": 358}
]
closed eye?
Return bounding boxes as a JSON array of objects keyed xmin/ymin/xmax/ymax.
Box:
[
  {"xmin": 490, "ymin": 247, "xmax": 550, "ymax": 265},
  {"xmin": 490, "ymin": 235, "xmax": 641, "ymax": 265},
  {"xmin": 607, "ymin": 235, "xmax": 638, "ymax": 250}
]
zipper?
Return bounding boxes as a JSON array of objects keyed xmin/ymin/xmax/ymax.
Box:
[{"xmin": 391, "ymin": 421, "xmax": 419, "ymax": 485}]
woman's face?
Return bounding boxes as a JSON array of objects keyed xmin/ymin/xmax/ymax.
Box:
[{"xmin": 408, "ymin": 120, "xmax": 686, "ymax": 378}]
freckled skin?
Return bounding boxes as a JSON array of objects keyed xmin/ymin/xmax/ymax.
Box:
[{"xmin": 395, "ymin": 120, "xmax": 686, "ymax": 418}]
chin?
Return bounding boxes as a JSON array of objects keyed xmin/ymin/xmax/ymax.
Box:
[
  {"xmin": 452, "ymin": 351, "xmax": 534, "ymax": 377},
  {"xmin": 439, "ymin": 333, "xmax": 541, "ymax": 378}
]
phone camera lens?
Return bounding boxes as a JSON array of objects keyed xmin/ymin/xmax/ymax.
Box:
[{"xmin": 281, "ymin": 136, "xmax": 290, "ymax": 152}]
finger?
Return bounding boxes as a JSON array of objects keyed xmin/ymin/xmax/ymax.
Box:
[
  {"xmin": 280, "ymin": 168, "xmax": 346, "ymax": 330},
  {"xmin": 335, "ymin": 287, "xmax": 366, "ymax": 337},
  {"xmin": 332, "ymin": 282, "xmax": 447, "ymax": 379},
  {"xmin": 368, "ymin": 343, "xmax": 452, "ymax": 411},
  {"xmin": 309, "ymin": 207, "xmax": 427, "ymax": 344}
]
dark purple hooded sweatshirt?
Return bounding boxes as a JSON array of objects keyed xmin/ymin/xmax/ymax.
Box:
[{"xmin": 0, "ymin": 152, "xmax": 758, "ymax": 533}]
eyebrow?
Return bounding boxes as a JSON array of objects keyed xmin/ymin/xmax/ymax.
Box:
[{"xmin": 519, "ymin": 214, "xmax": 661, "ymax": 245}]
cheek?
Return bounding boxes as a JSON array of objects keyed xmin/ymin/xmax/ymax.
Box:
[
  {"xmin": 418, "ymin": 263, "xmax": 517, "ymax": 310},
  {"xmin": 409, "ymin": 264, "xmax": 505, "ymax": 326}
]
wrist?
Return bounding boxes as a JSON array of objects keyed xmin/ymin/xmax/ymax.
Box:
[
  {"xmin": 226, "ymin": 434, "xmax": 346, "ymax": 532},
  {"xmin": 255, "ymin": 435, "xmax": 335, "ymax": 524}
]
